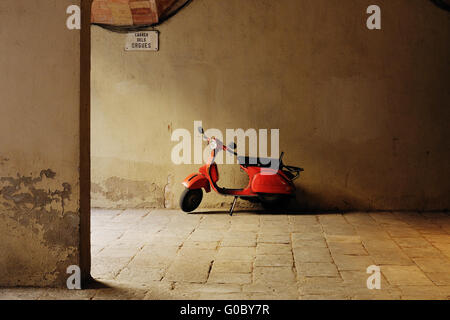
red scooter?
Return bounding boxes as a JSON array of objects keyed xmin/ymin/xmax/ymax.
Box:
[{"xmin": 180, "ymin": 127, "xmax": 303, "ymax": 215}]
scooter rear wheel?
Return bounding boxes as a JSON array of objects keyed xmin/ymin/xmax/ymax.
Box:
[{"xmin": 180, "ymin": 188, "xmax": 203, "ymax": 213}]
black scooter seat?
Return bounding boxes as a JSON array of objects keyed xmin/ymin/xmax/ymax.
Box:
[{"xmin": 237, "ymin": 156, "xmax": 279, "ymax": 168}]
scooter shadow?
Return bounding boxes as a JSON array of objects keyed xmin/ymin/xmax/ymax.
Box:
[
  {"xmin": 190, "ymin": 209, "xmax": 260, "ymax": 215},
  {"xmin": 190, "ymin": 209, "xmax": 343, "ymax": 215}
]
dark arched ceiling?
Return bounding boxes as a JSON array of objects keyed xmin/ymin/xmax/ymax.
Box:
[
  {"xmin": 92, "ymin": 0, "xmax": 193, "ymax": 32},
  {"xmin": 431, "ymin": 0, "xmax": 450, "ymax": 11}
]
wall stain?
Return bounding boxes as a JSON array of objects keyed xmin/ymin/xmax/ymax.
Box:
[
  {"xmin": 164, "ymin": 174, "xmax": 174, "ymax": 208},
  {"xmin": 0, "ymin": 169, "xmax": 79, "ymax": 286},
  {"xmin": 92, "ymin": 176, "xmax": 164, "ymax": 207},
  {"xmin": 0, "ymin": 156, "xmax": 9, "ymax": 166},
  {"xmin": 0, "ymin": 169, "xmax": 72, "ymax": 213}
]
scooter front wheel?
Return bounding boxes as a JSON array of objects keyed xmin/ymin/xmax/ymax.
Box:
[{"xmin": 180, "ymin": 188, "xmax": 203, "ymax": 213}]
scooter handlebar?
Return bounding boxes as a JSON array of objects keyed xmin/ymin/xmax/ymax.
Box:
[{"xmin": 200, "ymin": 128, "xmax": 238, "ymax": 156}]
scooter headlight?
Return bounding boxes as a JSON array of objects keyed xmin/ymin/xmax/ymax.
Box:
[{"xmin": 210, "ymin": 140, "xmax": 217, "ymax": 149}]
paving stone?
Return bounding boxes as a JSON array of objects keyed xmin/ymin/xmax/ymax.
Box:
[
  {"xmin": 393, "ymin": 237, "xmax": 431, "ymax": 248},
  {"xmin": 38, "ymin": 289, "xmax": 97, "ymax": 300},
  {"xmin": 243, "ymin": 283, "xmax": 298, "ymax": 294},
  {"xmin": 96, "ymin": 245, "xmax": 140, "ymax": 259},
  {"xmin": 255, "ymin": 254, "xmax": 293, "ymax": 267},
  {"xmin": 208, "ymin": 272, "xmax": 252, "ymax": 284},
  {"xmin": 259, "ymin": 225, "xmax": 290, "ymax": 233},
  {"xmin": 432, "ymin": 243, "xmax": 450, "ymax": 258},
  {"xmin": 91, "ymin": 256, "xmax": 132, "ymax": 279},
  {"xmin": 249, "ymin": 292, "xmax": 298, "ymax": 300},
  {"xmin": 318, "ymin": 214, "xmax": 347, "ymax": 225},
  {"xmin": 260, "ymin": 220, "xmax": 289, "ymax": 228},
  {"xmin": 384, "ymin": 226, "xmax": 422, "ymax": 238},
  {"xmin": 258, "ymin": 233, "xmax": 291, "ymax": 244},
  {"xmin": 198, "ymin": 217, "xmax": 231, "ymax": 230},
  {"xmin": 340, "ymin": 270, "xmax": 387, "ymax": 287},
  {"xmin": 0, "ymin": 288, "xmax": 47, "ymax": 300},
  {"xmin": 289, "ymin": 224, "xmax": 323, "ymax": 233},
  {"xmin": 177, "ymin": 248, "xmax": 217, "ymax": 262},
  {"xmin": 91, "ymin": 282, "xmax": 149, "ymax": 300},
  {"xmin": 289, "ymin": 215, "xmax": 318, "ymax": 225},
  {"xmin": 221, "ymin": 237, "xmax": 257, "ymax": 247},
  {"xmin": 293, "ymin": 247, "xmax": 332, "ymax": 263},
  {"xmin": 144, "ymin": 282, "xmax": 192, "ymax": 300},
  {"xmin": 297, "ymin": 263, "xmax": 339, "ymax": 277},
  {"xmin": 256, "ymin": 243, "xmax": 292, "ymax": 255},
  {"xmin": 382, "ymin": 265, "xmax": 433, "ymax": 286},
  {"xmin": 301, "ymin": 294, "xmax": 349, "ymax": 300},
  {"xmin": 164, "ymin": 260, "xmax": 212, "ymax": 283},
  {"xmin": 328, "ymin": 242, "xmax": 368, "ymax": 255},
  {"xmin": 369, "ymin": 212, "xmax": 406, "ymax": 225},
  {"xmin": 118, "ymin": 231, "xmax": 156, "ymax": 245},
  {"xmin": 174, "ymin": 283, "xmax": 242, "ymax": 294},
  {"xmin": 229, "ymin": 223, "xmax": 259, "ymax": 233},
  {"xmin": 291, "ymin": 232, "xmax": 324, "ymax": 241},
  {"xmin": 151, "ymin": 235, "xmax": 186, "ymax": 246},
  {"xmin": 38, "ymin": 209, "xmax": 445, "ymax": 300},
  {"xmin": 340, "ymin": 270, "xmax": 370, "ymax": 282},
  {"xmin": 362, "ymin": 240, "xmax": 413, "ymax": 265},
  {"xmin": 350, "ymin": 292, "xmax": 401, "ymax": 300},
  {"xmin": 371, "ymin": 252, "xmax": 414, "ymax": 266},
  {"xmin": 292, "ymin": 237, "xmax": 327, "ymax": 248},
  {"xmin": 211, "ymin": 260, "xmax": 252, "ymax": 273},
  {"xmin": 401, "ymin": 294, "xmax": 447, "ymax": 300},
  {"xmin": 398, "ymin": 285, "xmax": 449, "ymax": 299},
  {"xmin": 325, "ymin": 235, "xmax": 362, "ymax": 243},
  {"xmin": 412, "ymin": 257, "xmax": 450, "ymax": 273},
  {"xmin": 224, "ymin": 231, "xmax": 258, "ymax": 239},
  {"xmin": 402, "ymin": 246, "xmax": 444, "ymax": 258},
  {"xmin": 298, "ymin": 277, "xmax": 346, "ymax": 295},
  {"xmin": 422, "ymin": 234, "xmax": 450, "ymax": 244},
  {"xmin": 116, "ymin": 266, "xmax": 166, "ymax": 283},
  {"xmin": 188, "ymin": 230, "xmax": 225, "ymax": 242},
  {"xmin": 216, "ymin": 247, "xmax": 255, "ymax": 261},
  {"xmin": 331, "ymin": 254, "xmax": 375, "ymax": 271},
  {"xmin": 198, "ymin": 292, "xmax": 250, "ymax": 300},
  {"xmin": 322, "ymin": 225, "xmax": 357, "ymax": 236},
  {"xmin": 232, "ymin": 214, "xmax": 260, "ymax": 221},
  {"xmin": 343, "ymin": 213, "xmax": 377, "ymax": 226},
  {"xmin": 132, "ymin": 245, "xmax": 179, "ymax": 269},
  {"xmin": 182, "ymin": 240, "xmax": 219, "ymax": 250},
  {"xmin": 253, "ymin": 267, "xmax": 297, "ymax": 284},
  {"xmin": 425, "ymin": 272, "xmax": 450, "ymax": 286},
  {"xmin": 355, "ymin": 226, "xmax": 391, "ymax": 240}
]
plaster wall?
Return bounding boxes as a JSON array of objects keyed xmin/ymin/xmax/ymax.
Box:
[
  {"xmin": 0, "ymin": 0, "xmax": 81, "ymax": 286},
  {"xmin": 91, "ymin": 0, "xmax": 450, "ymax": 211}
]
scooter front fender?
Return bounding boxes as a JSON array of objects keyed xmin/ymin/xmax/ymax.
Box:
[{"xmin": 182, "ymin": 173, "xmax": 211, "ymax": 193}]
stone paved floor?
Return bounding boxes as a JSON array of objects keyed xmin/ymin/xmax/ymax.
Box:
[{"xmin": 1, "ymin": 209, "xmax": 450, "ymax": 300}]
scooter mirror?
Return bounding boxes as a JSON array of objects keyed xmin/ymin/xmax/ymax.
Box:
[
  {"xmin": 227, "ymin": 142, "xmax": 237, "ymax": 150},
  {"xmin": 198, "ymin": 127, "xmax": 204, "ymax": 134}
]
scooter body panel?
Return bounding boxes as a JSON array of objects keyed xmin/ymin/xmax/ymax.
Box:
[
  {"xmin": 251, "ymin": 170, "xmax": 295, "ymax": 195},
  {"xmin": 182, "ymin": 172, "xmax": 211, "ymax": 193}
]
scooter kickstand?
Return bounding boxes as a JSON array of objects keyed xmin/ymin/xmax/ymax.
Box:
[{"xmin": 229, "ymin": 196, "xmax": 238, "ymax": 216}]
